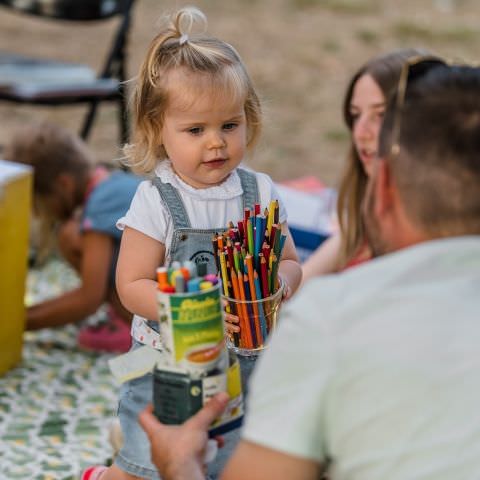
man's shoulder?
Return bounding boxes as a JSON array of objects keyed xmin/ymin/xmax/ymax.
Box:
[
  {"xmin": 296, "ymin": 259, "xmax": 387, "ymax": 309},
  {"xmin": 294, "ymin": 238, "xmax": 480, "ymax": 330},
  {"xmin": 288, "ymin": 250, "xmax": 418, "ymax": 332}
]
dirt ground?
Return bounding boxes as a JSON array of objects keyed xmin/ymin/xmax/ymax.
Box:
[{"xmin": 0, "ymin": 0, "xmax": 479, "ymax": 187}]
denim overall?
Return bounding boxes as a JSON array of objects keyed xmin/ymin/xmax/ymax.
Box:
[
  {"xmin": 152, "ymin": 167, "xmax": 258, "ymax": 273},
  {"xmin": 116, "ymin": 168, "xmax": 260, "ymax": 479},
  {"xmin": 156, "ymin": 168, "xmax": 261, "ymax": 478}
]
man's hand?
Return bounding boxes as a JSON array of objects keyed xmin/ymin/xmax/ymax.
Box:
[{"xmin": 138, "ymin": 392, "xmax": 230, "ymax": 480}]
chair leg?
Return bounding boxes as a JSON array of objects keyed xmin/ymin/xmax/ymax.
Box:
[
  {"xmin": 118, "ymin": 94, "xmax": 129, "ymax": 146},
  {"xmin": 80, "ymin": 101, "xmax": 99, "ymax": 140},
  {"xmin": 80, "ymin": 95, "xmax": 128, "ymax": 163}
]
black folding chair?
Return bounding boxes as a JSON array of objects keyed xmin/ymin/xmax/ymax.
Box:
[{"xmin": 0, "ymin": 0, "xmax": 136, "ymax": 145}]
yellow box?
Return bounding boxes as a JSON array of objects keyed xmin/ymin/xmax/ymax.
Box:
[{"xmin": 0, "ymin": 160, "xmax": 32, "ymax": 375}]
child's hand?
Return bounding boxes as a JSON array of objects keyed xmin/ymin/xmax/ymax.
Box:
[
  {"xmin": 280, "ymin": 276, "xmax": 292, "ymax": 302},
  {"xmin": 224, "ymin": 311, "xmax": 240, "ymax": 338}
]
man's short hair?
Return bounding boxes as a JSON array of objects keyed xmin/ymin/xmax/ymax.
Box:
[{"xmin": 379, "ymin": 65, "xmax": 480, "ymax": 236}]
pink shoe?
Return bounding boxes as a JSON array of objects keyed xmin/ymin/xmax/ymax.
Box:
[
  {"xmin": 78, "ymin": 308, "xmax": 131, "ymax": 353},
  {"xmin": 81, "ymin": 465, "xmax": 108, "ymax": 479}
]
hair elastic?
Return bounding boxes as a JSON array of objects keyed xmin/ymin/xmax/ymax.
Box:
[{"xmin": 179, "ymin": 34, "xmax": 189, "ymax": 45}]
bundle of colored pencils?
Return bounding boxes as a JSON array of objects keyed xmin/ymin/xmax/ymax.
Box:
[
  {"xmin": 157, "ymin": 261, "xmax": 219, "ymax": 294},
  {"xmin": 214, "ymin": 200, "xmax": 287, "ymax": 350}
]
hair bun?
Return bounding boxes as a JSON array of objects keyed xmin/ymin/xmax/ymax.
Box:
[{"xmin": 173, "ymin": 6, "xmax": 207, "ymax": 39}]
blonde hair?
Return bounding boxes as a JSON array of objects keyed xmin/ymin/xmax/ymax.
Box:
[
  {"xmin": 124, "ymin": 6, "xmax": 262, "ymax": 174},
  {"xmin": 336, "ymin": 48, "xmax": 430, "ymax": 267}
]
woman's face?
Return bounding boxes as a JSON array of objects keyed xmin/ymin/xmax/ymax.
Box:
[{"xmin": 349, "ymin": 74, "xmax": 386, "ymax": 177}]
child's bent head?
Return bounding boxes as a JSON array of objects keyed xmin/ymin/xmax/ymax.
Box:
[
  {"xmin": 4, "ymin": 121, "xmax": 93, "ymax": 219},
  {"xmin": 125, "ymin": 7, "xmax": 262, "ymax": 174}
]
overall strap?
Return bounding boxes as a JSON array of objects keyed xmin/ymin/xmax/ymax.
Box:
[
  {"xmin": 152, "ymin": 177, "xmax": 191, "ymax": 229},
  {"xmin": 237, "ymin": 168, "xmax": 259, "ymax": 210}
]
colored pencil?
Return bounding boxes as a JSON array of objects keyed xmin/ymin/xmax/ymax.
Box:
[
  {"xmin": 243, "ymin": 274, "xmax": 257, "ymax": 347},
  {"xmin": 246, "ymin": 254, "xmax": 262, "ymax": 344},
  {"xmin": 229, "ymin": 268, "xmax": 245, "ymax": 348},
  {"xmin": 237, "ymin": 271, "xmax": 254, "ymax": 348},
  {"xmin": 254, "ymin": 272, "xmax": 267, "ymax": 344}
]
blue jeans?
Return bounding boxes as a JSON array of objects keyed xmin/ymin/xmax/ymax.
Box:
[
  {"xmin": 114, "ymin": 340, "xmax": 160, "ymax": 479},
  {"xmin": 208, "ymin": 355, "xmax": 258, "ymax": 479}
]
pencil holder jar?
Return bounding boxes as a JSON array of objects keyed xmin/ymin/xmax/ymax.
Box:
[{"xmin": 223, "ymin": 280, "xmax": 284, "ymax": 357}]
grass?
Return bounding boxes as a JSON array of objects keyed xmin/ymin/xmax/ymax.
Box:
[
  {"xmin": 324, "ymin": 128, "xmax": 349, "ymax": 143},
  {"xmin": 323, "ymin": 38, "xmax": 341, "ymax": 52},
  {"xmin": 392, "ymin": 21, "xmax": 477, "ymax": 43},
  {"xmin": 355, "ymin": 28, "xmax": 379, "ymax": 45},
  {"xmin": 290, "ymin": 0, "xmax": 378, "ymax": 14}
]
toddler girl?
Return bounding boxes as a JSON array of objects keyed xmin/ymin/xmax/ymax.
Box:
[{"xmin": 83, "ymin": 6, "xmax": 301, "ymax": 480}]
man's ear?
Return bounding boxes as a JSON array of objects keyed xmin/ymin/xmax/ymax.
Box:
[{"xmin": 373, "ymin": 158, "xmax": 395, "ymax": 217}]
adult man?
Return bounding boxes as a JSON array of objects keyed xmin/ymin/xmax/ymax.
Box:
[{"xmin": 139, "ymin": 62, "xmax": 480, "ymax": 480}]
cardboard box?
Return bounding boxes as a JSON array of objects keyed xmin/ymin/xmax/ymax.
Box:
[
  {"xmin": 155, "ymin": 282, "xmax": 244, "ymax": 435},
  {"xmin": 0, "ymin": 160, "xmax": 32, "ymax": 375}
]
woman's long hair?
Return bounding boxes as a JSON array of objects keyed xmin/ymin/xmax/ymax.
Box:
[{"xmin": 336, "ymin": 48, "xmax": 429, "ymax": 266}]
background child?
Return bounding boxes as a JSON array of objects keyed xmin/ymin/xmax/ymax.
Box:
[
  {"xmin": 4, "ymin": 121, "xmax": 141, "ymax": 352},
  {"xmin": 83, "ymin": 6, "xmax": 301, "ymax": 480}
]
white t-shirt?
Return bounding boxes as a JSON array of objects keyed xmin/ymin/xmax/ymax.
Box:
[{"xmin": 243, "ymin": 236, "xmax": 480, "ymax": 480}]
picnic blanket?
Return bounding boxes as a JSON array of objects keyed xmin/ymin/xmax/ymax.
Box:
[{"xmin": 0, "ymin": 259, "xmax": 119, "ymax": 480}]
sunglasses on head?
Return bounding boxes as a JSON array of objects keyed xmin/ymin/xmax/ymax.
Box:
[{"xmin": 389, "ymin": 55, "xmax": 448, "ymax": 159}]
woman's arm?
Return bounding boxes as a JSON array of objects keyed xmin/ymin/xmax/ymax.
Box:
[
  {"xmin": 301, "ymin": 233, "xmax": 341, "ymax": 286},
  {"xmin": 116, "ymin": 226, "xmax": 166, "ymax": 321}
]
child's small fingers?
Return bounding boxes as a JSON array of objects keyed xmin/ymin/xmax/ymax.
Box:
[
  {"xmin": 213, "ymin": 435, "xmax": 225, "ymax": 449},
  {"xmin": 225, "ymin": 322, "xmax": 240, "ymax": 334},
  {"xmin": 280, "ymin": 278, "xmax": 292, "ymax": 301},
  {"xmin": 224, "ymin": 313, "xmax": 239, "ymax": 323}
]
